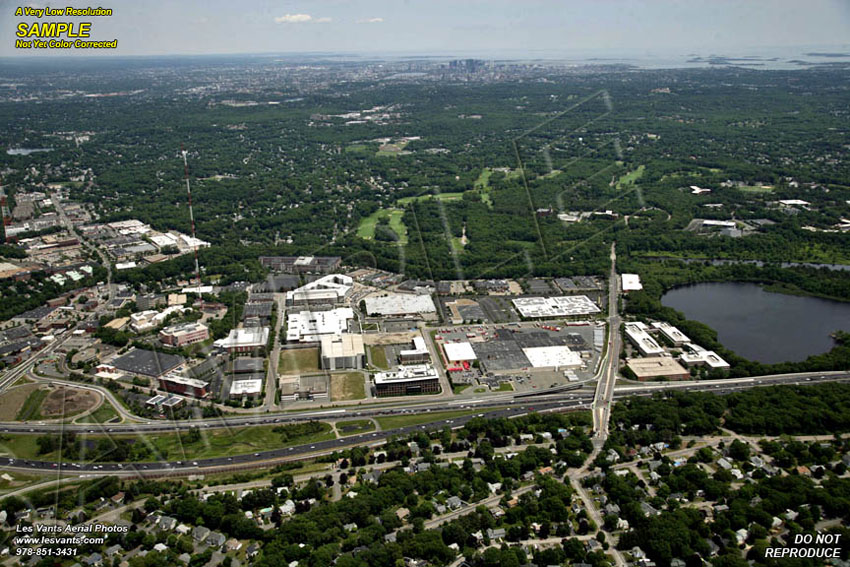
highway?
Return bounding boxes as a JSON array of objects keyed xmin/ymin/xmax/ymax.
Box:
[{"xmin": 1, "ymin": 372, "xmax": 848, "ymax": 477}]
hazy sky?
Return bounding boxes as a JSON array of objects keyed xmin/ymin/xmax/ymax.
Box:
[{"xmin": 2, "ymin": 0, "xmax": 849, "ymax": 58}]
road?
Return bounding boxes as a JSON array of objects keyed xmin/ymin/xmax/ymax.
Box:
[
  {"xmin": 0, "ymin": 371, "xmax": 848, "ymax": 476},
  {"xmin": 591, "ymin": 242, "xmax": 620, "ymax": 448}
]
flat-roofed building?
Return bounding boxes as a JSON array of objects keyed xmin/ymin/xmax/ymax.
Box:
[
  {"xmin": 513, "ymin": 296, "xmax": 601, "ymax": 318},
  {"xmin": 624, "ymin": 322, "xmax": 665, "ymax": 356},
  {"xmin": 159, "ymin": 322, "xmax": 209, "ymax": 347},
  {"xmin": 278, "ymin": 374, "xmax": 328, "ymax": 401},
  {"xmin": 626, "ymin": 357, "xmax": 690, "ymax": 381},
  {"xmin": 260, "ymin": 255, "xmax": 341, "ymax": 274},
  {"xmin": 110, "ymin": 348, "xmax": 184, "ymax": 378},
  {"xmin": 679, "ymin": 343, "xmax": 730, "ymax": 370},
  {"xmin": 399, "ymin": 337, "xmax": 430, "ymax": 364},
  {"xmin": 286, "ymin": 308, "xmax": 353, "ymax": 342},
  {"xmin": 214, "ymin": 327, "xmax": 269, "ymax": 354},
  {"xmin": 285, "ymin": 274, "xmax": 352, "ymax": 307},
  {"xmin": 320, "ymin": 334, "xmax": 365, "ymax": 370},
  {"xmin": 229, "ymin": 379, "xmax": 263, "ymax": 400},
  {"xmin": 443, "ymin": 341, "xmax": 477, "ymax": 362},
  {"xmin": 364, "ymin": 293, "xmax": 436, "ymax": 316},
  {"xmin": 651, "ymin": 322, "xmax": 689, "ymax": 346},
  {"xmin": 621, "ymin": 273, "xmax": 643, "ymax": 292},
  {"xmin": 158, "ymin": 373, "xmax": 209, "ymax": 398},
  {"xmin": 522, "ymin": 345, "xmax": 582, "ymax": 368},
  {"xmin": 374, "ymin": 364, "xmax": 440, "ymax": 397}
]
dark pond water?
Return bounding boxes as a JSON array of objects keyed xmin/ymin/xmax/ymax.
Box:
[{"xmin": 661, "ymin": 282, "xmax": 850, "ymax": 363}]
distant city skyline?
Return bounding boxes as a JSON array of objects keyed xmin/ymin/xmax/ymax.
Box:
[{"xmin": 2, "ymin": 0, "xmax": 849, "ymax": 58}]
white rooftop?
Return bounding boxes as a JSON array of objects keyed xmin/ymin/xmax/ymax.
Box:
[
  {"xmin": 522, "ymin": 346, "xmax": 581, "ymax": 368},
  {"xmin": 230, "ymin": 379, "xmax": 263, "ymax": 396},
  {"xmin": 374, "ymin": 364, "xmax": 439, "ymax": 385},
  {"xmin": 214, "ymin": 327, "xmax": 269, "ymax": 349},
  {"xmin": 443, "ymin": 341, "xmax": 477, "ymax": 361},
  {"xmin": 624, "ymin": 322, "xmax": 665, "ymax": 356},
  {"xmin": 286, "ymin": 308, "xmax": 353, "ymax": 342},
  {"xmin": 320, "ymin": 333, "xmax": 365, "ymax": 357},
  {"xmin": 621, "ymin": 273, "xmax": 643, "ymax": 292},
  {"xmin": 365, "ymin": 293, "xmax": 436, "ymax": 316},
  {"xmin": 286, "ymin": 274, "xmax": 352, "ymax": 303},
  {"xmin": 513, "ymin": 296, "xmax": 600, "ymax": 318}
]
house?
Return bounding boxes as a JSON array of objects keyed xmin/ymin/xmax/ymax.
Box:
[
  {"xmin": 446, "ymin": 496, "xmax": 462, "ymax": 510},
  {"xmin": 158, "ymin": 516, "xmax": 177, "ymax": 531},
  {"xmin": 153, "ymin": 543, "xmax": 168, "ymax": 553},
  {"xmin": 225, "ymin": 539, "xmax": 242, "ymax": 552},
  {"xmin": 640, "ymin": 502, "xmax": 660, "ymax": 517},
  {"xmin": 82, "ymin": 553, "xmax": 103, "ymax": 567},
  {"xmin": 735, "ymin": 528, "xmax": 749, "ymax": 545},
  {"xmin": 717, "ymin": 458, "xmax": 733, "ymax": 471},
  {"xmin": 110, "ymin": 492, "xmax": 125, "ymax": 506},
  {"xmin": 279, "ymin": 499, "xmax": 296, "ymax": 516},
  {"xmin": 192, "ymin": 525, "xmax": 211, "ymax": 542},
  {"xmin": 384, "ymin": 533, "xmax": 397, "ymax": 543},
  {"xmin": 104, "ymin": 545, "xmax": 122, "ymax": 558},
  {"xmin": 396, "ymin": 507, "xmax": 410, "ymax": 521},
  {"xmin": 671, "ymin": 559, "xmax": 686, "ymax": 567},
  {"xmin": 487, "ymin": 528, "xmax": 506, "ymax": 541},
  {"xmin": 178, "ymin": 553, "xmax": 192, "ymax": 564},
  {"xmin": 207, "ymin": 532, "xmax": 226, "ymax": 549},
  {"xmin": 344, "ymin": 523, "xmax": 358, "ymax": 532},
  {"xmin": 246, "ymin": 543, "xmax": 260, "ymax": 558},
  {"xmin": 175, "ymin": 524, "xmax": 191, "ymax": 535}
]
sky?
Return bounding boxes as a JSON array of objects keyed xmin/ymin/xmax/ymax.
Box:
[{"xmin": 1, "ymin": 0, "xmax": 849, "ymax": 58}]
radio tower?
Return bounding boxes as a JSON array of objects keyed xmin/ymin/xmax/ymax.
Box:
[{"xmin": 181, "ymin": 146, "xmax": 203, "ymax": 296}]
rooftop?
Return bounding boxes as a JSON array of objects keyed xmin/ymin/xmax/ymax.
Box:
[
  {"xmin": 111, "ymin": 348, "xmax": 184, "ymax": 378},
  {"xmin": 320, "ymin": 333, "xmax": 365, "ymax": 358}
]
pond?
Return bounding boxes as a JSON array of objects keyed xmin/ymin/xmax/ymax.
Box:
[{"xmin": 661, "ymin": 282, "xmax": 850, "ymax": 363}]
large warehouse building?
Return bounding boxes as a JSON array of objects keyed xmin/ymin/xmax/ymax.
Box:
[
  {"xmin": 260, "ymin": 255, "xmax": 341, "ymax": 274},
  {"xmin": 364, "ymin": 293, "xmax": 436, "ymax": 316},
  {"xmin": 320, "ymin": 334, "xmax": 365, "ymax": 370},
  {"xmin": 374, "ymin": 364, "xmax": 440, "ymax": 397},
  {"xmin": 109, "ymin": 348, "xmax": 184, "ymax": 379},
  {"xmin": 214, "ymin": 327, "xmax": 269, "ymax": 355},
  {"xmin": 513, "ymin": 296, "xmax": 600, "ymax": 318},
  {"xmin": 286, "ymin": 308, "xmax": 354, "ymax": 342},
  {"xmin": 285, "ymin": 274, "xmax": 352, "ymax": 307}
]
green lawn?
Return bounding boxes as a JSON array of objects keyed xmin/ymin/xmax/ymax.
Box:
[
  {"xmin": 738, "ymin": 185, "xmax": 774, "ymax": 193},
  {"xmin": 1, "ymin": 423, "xmax": 336, "ymax": 462},
  {"xmin": 15, "ymin": 389, "xmax": 49, "ymax": 421},
  {"xmin": 279, "ymin": 348, "xmax": 319, "ymax": 375},
  {"xmin": 331, "ymin": 372, "xmax": 366, "ymax": 401},
  {"xmin": 76, "ymin": 403, "xmax": 120, "ymax": 424},
  {"xmin": 368, "ymin": 345, "xmax": 389, "ymax": 369},
  {"xmin": 452, "ymin": 384, "xmax": 471, "ymax": 394},
  {"xmin": 336, "ymin": 419, "xmax": 376, "ymax": 436},
  {"xmin": 345, "ymin": 143, "xmax": 373, "ymax": 154},
  {"xmin": 450, "ymin": 237, "xmax": 465, "ymax": 252},
  {"xmin": 616, "ymin": 164, "xmax": 645, "ymax": 189},
  {"xmin": 356, "ymin": 208, "xmax": 408, "ymax": 244},
  {"xmin": 495, "ymin": 382, "xmax": 514, "ymax": 392},
  {"xmin": 396, "ymin": 192, "xmax": 465, "ymax": 206}
]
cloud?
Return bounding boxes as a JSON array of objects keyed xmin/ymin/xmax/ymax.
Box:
[
  {"xmin": 314, "ymin": 17, "xmax": 333, "ymax": 23},
  {"xmin": 356, "ymin": 17, "xmax": 384, "ymax": 24},
  {"xmin": 274, "ymin": 14, "xmax": 313, "ymax": 24}
]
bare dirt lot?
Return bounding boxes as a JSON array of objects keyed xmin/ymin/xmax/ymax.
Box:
[{"xmin": 40, "ymin": 387, "xmax": 101, "ymax": 418}]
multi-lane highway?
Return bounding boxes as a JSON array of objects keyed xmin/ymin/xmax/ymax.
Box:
[{"xmin": 1, "ymin": 372, "xmax": 848, "ymax": 477}]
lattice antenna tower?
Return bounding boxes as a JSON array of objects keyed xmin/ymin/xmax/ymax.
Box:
[{"xmin": 181, "ymin": 146, "xmax": 203, "ymax": 293}]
